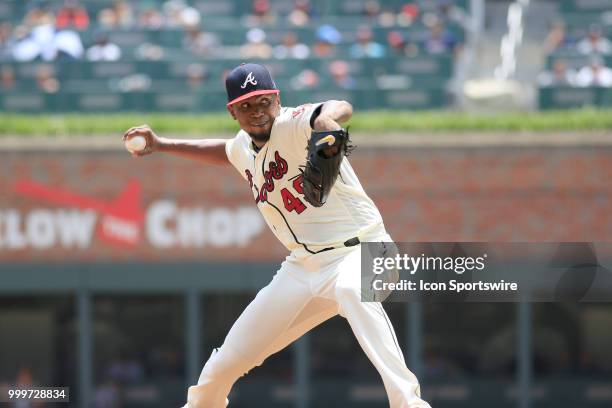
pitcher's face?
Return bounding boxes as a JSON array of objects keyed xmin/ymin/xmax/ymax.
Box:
[{"xmin": 228, "ymin": 94, "xmax": 281, "ymax": 145}]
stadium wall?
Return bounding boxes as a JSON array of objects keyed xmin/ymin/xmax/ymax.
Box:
[
  {"xmin": 1, "ymin": 140, "xmax": 611, "ymax": 264},
  {"xmin": 1, "ymin": 137, "xmax": 611, "ymax": 408}
]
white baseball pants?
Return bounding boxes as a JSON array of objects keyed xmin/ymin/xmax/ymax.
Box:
[{"xmin": 185, "ymin": 239, "xmax": 430, "ymax": 408}]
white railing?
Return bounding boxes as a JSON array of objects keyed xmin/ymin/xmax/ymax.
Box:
[{"xmin": 495, "ymin": 0, "xmax": 530, "ymax": 80}]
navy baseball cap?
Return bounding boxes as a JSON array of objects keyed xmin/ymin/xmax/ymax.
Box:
[{"xmin": 225, "ymin": 63, "xmax": 279, "ymax": 107}]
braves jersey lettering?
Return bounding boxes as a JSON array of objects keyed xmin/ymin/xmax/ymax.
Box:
[
  {"xmin": 270, "ymin": 151, "xmax": 288, "ymax": 179},
  {"xmin": 226, "ymin": 105, "xmax": 384, "ymax": 253},
  {"xmin": 291, "ymin": 105, "xmax": 307, "ymax": 118},
  {"xmin": 245, "ymin": 151, "xmax": 292, "ymax": 204},
  {"xmin": 245, "ymin": 169, "xmax": 254, "ymax": 188}
]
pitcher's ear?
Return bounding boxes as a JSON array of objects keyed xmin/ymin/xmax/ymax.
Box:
[{"xmin": 227, "ymin": 105, "xmax": 237, "ymax": 120}]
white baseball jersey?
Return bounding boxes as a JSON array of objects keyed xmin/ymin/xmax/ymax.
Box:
[{"xmin": 225, "ymin": 104, "xmax": 385, "ymax": 255}]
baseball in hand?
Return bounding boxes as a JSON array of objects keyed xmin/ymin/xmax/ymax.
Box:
[{"xmin": 125, "ymin": 135, "xmax": 147, "ymax": 153}]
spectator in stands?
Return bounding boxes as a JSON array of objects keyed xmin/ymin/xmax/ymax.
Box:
[
  {"xmin": 397, "ymin": 3, "xmax": 420, "ymax": 27},
  {"xmin": 244, "ymin": 0, "xmax": 277, "ymax": 27},
  {"xmin": 86, "ymin": 32, "xmax": 121, "ymax": 61},
  {"xmin": 577, "ymin": 25, "xmax": 612, "ymax": 56},
  {"xmin": 98, "ymin": 0, "xmax": 134, "ymax": 29},
  {"xmin": 240, "ymin": 28, "xmax": 273, "ymax": 59},
  {"xmin": 273, "ymin": 32, "xmax": 310, "ymax": 59},
  {"xmin": 24, "ymin": 3, "xmax": 55, "ymax": 30},
  {"xmin": 1, "ymin": 66, "xmax": 15, "ymax": 90},
  {"xmin": 114, "ymin": 0, "xmax": 135, "ymax": 27},
  {"xmin": 350, "ymin": 26, "xmax": 385, "ymax": 58},
  {"xmin": 56, "ymin": 0, "xmax": 89, "ymax": 31},
  {"xmin": 290, "ymin": 68, "xmax": 320, "ymax": 90},
  {"xmin": 10, "ymin": 25, "xmax": 35, "ymax": 61},
  {"xmin": 538, "ymin": 59, "xmax": 576, "ymax": 87},
  {"xmin": 423, "ymin": 19, "xmax": 460, "ymax": 55},
  {"xmin": 163, "ymin": 0, "xmax": 201, "ymax": 29},
  {"xmin": 183, "ymin": 26, "xmax": 219, "ymax": 57},
  {"xmin": 377, "ymin": 7, "xmax": 397, "ymax": 27},
  {"xmin": 313, "ymin": 24, "xmax": 341, "ymax": 58},
  {"xmin": 436, "ymin": 0, "xmax": 471, "ymax": 32},
  {"xmin": 363, "ymin": 0, "xmax": 381, "ymax": 22},
  {"xmin": 329, "ymin": 60, "xmax": 356, "ymax": 89},
  {"xmin": 387, "ymin": 30, "xmax": 404, "ymax": 54},
  {"xmin": 0, "ymin": 22, "xmax": 14, "ymax": 61},
  {"xmin": 11, "ymin": 17, "xmax": 83, "ymax": 61},
  {"xmin": 98, "ymin": 8, "xmax": 118, "ymax": 28},
  {"xmin": 139, "ymin": 4, "xmax": 164, "ymax": 29},
  {"xmin": 287, "ymin": 0, "xmax": 313, "ymax": 27},
  {"xmin": 543, "ymin": 21, "xmax": 569, "ymax": 55},
  {"xmin": 387, "ymin": 30, "xmax": 419, "ymax": 57},
  {"xmin": 575, "ymin": 56, "xmax": 612, "ymax": 87},
  {"xmin": 36, "ymin": 64, "xmax": 60, "ymax": 93},
  {"xmin": 19, "ymin": 2, "xmax": 56, "ymax": 61},
  {"xmin": 53, "ymin": 28, "xmax": 84, "ymax": 59},
  {"xmin": 22, "ymin": 2, "xmax": 83, "ymax": 61},
  {"xmin": 185, "ymin": 63, "xmax": 208, "ymax": 89}
]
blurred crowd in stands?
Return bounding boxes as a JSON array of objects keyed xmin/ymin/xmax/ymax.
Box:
[
  {"xmin": 0, "ymin": 0, "xmax": 466, "ymax": 60},
  {"xmin": 539, "ymin": 20, "xmax": 612, "ymax": 87},
  {"xmin": 0, "ymin": 0, "xmax": 467, "ymax": 94}
]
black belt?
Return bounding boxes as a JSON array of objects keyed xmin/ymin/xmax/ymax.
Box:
[
  {"xmin": 307, "ymin": 236, "xmax": 360, "ymax": 254},
  {"xmin": 344, "ymin": 237, "xmax": 361, "ymax": 247}
]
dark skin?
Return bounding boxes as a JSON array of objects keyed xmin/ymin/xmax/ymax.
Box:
[
  {"xmin": 226, "ymin": 93, "xmax": 281, "ymax": 147},
  {"xmin": 122, "ymin": 94, "xmax": 353, "ymax": 163}
]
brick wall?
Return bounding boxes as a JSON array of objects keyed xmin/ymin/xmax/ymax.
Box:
[
  {"xmin": 360, "ymin": 147, "xmax": 612, "ymax": 242},
  {"xmin": 1, "ymin": 145, "xmax": 610, "ymax": 262}
]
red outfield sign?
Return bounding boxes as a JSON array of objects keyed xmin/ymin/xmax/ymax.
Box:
[
  {"xmin": 14, "ymin": 179, "xmax": 144, "ymax": 246},
  {"xmin": 3, "ymin": 177, "xmax": 267, "ymax": 261},
  {"xmin": 0, "ymin": 152, "xmax": 276, "ymax": 262}
]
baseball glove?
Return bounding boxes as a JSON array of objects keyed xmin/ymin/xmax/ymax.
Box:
[{"xmin": 301, "ymin": 128, "xmax": 354, "ymax": 207}]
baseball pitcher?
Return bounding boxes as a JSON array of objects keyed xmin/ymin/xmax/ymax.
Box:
[{"xmin": 123, "ymin": 63, "xmax": 430, "ymax": 408}]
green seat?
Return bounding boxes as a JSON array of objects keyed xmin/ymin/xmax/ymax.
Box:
[
  {"xmin": 538, "ymin": 86, "xmax": 601, "ymax": 109},
  {"xmin": 600, "ymin": 88, "xmax": 612, "ymax": 106},
  {"xmin": 0, "ymin": 86, "xmax": 451, "ymax": 112},
  {"xmin": 561, "ymin": 0, "xmax": 612, "ymax": 13},
  {"xmin": 547, "ymin": 54, "xmax": 612, "ymax": 70}
]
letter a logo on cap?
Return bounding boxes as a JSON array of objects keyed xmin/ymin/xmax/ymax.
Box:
[
  {"xmin": 226, "ymin": 63, "xmax": 279, "ymax": 106},
  {"xmin": 241, "ymin": 72, "xmax": 258, "ymax": 89}
]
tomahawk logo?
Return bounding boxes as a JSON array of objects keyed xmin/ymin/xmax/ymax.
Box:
[
  {"xmin": 241, "ymin": 72, "xmax": 257, "ymax": 88},
  {"xmin": 12, "ymin": 179, "xmax": 143, "ymax": 247},
  {"xmin": 315, "ymin": 134, "xmax": 336, "ymax": 147}
]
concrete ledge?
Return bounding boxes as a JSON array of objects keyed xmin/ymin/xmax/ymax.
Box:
[{"xmin": 0, "ymin": 131, "xmax": 611, "ymax": 151}]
